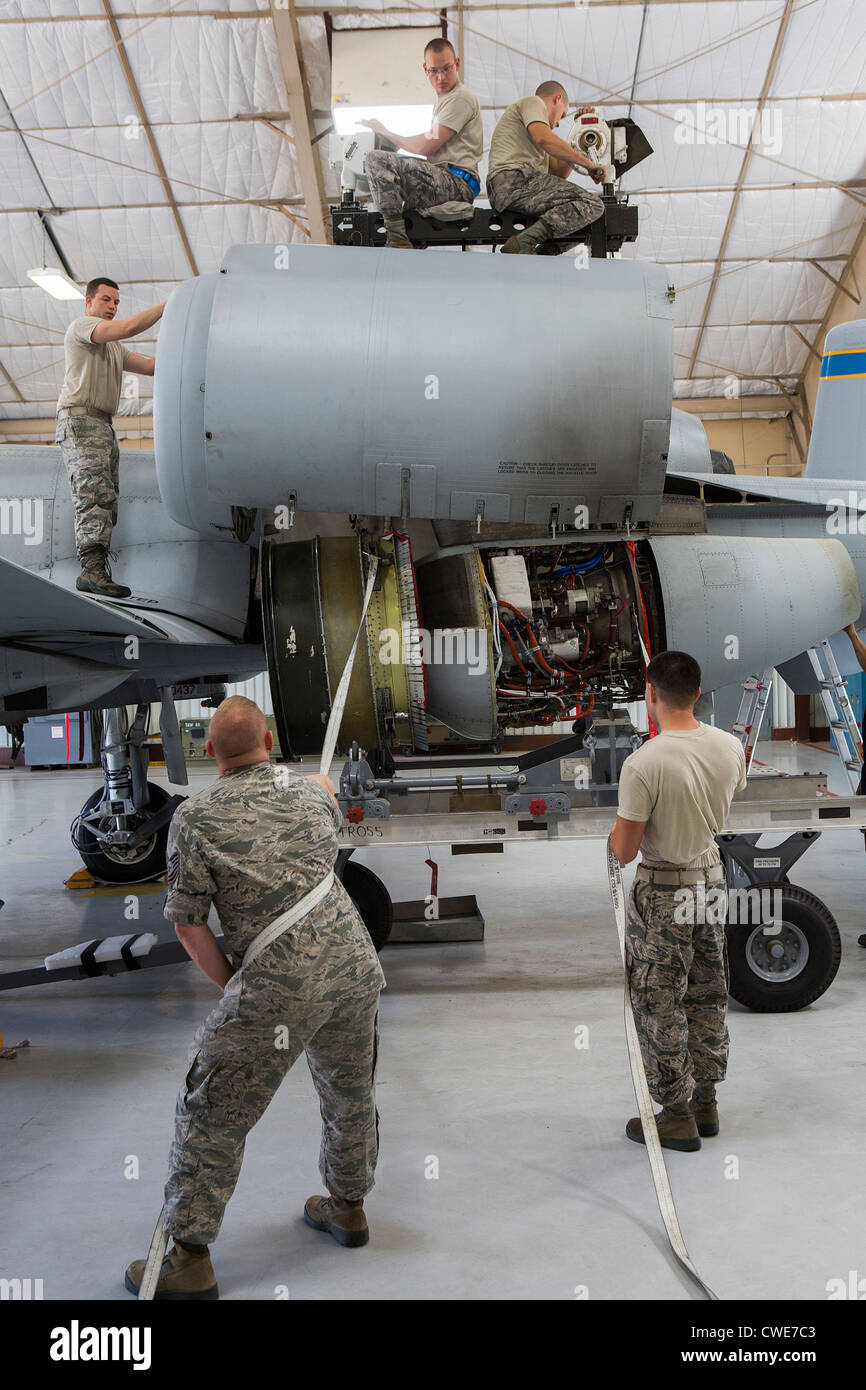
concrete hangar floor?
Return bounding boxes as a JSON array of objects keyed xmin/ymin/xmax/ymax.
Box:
[{"xmin": 1, "ymin": 739, "xmax": 864, "ymax": 1302}]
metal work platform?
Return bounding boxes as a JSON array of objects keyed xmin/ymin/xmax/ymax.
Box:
[
  {"xmin": 330, "ymin": 198, "xmax": 638, "ymax": 256},
  {"xmin": 333, "ymin": 771, "xmax": 866, "ymax": 847}
]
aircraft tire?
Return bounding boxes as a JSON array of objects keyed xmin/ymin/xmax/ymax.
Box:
[
  {"xmin": 726, "ymin": 882, "xmax": 841, "ymax": 1012},
  {"xmin": 340, "ymin": 861, "xmax": 393, "ymax": 953},
  {"xmin": 74, "ymin": 781, "xmax": 173, "ymax": 885}
]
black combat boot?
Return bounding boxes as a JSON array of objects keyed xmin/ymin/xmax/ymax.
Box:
[{"xmin": 76, "ymin": 545, "xmax": 131, "ymax": 598}]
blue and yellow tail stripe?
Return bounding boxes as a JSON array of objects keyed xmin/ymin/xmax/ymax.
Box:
[{"xmin": 820, "ymin": 348, "xmax": 866, "ymax": 380}]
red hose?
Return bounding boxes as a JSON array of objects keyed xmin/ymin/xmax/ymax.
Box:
[{"xmin": 627, "ymin": 541, "xmax": 657, "ymax": 738}]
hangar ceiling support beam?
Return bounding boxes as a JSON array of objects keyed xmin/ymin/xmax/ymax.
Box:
[
  {"xmin": 686, "ymin": 0, "xmax": 796, "ymax": 380},
  {"xmin": 269, "ymin": 1, "xmax": 331, "ymax": 245},
  {"xmin": 769, "ymin": 379, "xmax": 809, "ymax": 468},
  {"xmin": 674, "ymin": 397, "xmax": 798, "ymax": 417},
  {"xmin": 789, "ymin": 324, "xmax": 823, "ymax": 365},
  {"xmin": 808, "ymin": 258, "xmax": 861, "ymax": 304},
  {"xmin": 99, "ymin": 0, "xmax": 199, "ymax": 278},
  {"xmin": 805, "ymin": 220, "xmax": 866, "ymax": 367},
  {"xmin": 0, "ymin": 359, "xmax": 26, "ymax": 404}
]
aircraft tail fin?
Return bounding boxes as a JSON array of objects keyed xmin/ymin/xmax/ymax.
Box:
[{"xmin": 806, "ymin": 319, "xmax": 866, "ymax": 480}]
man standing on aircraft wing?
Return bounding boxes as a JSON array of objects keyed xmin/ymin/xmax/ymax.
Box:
[
  {"xmin": 56, "ymin": 276, "xmax": 164, "ymax": 598},
  {"xmin": 487, "ymin": 82, "xmax": 606, "ymax": 255},
  {"xmin": 609, "ymin": 651, "xmax": 746, "ymax": 1152},
  {"xmin": 361, "ymin": 37, "xmax": 483, "ymax": 249},
  {"xmin": 124, "ymin": 696, "xmax": 386, "ymax": 1300}
]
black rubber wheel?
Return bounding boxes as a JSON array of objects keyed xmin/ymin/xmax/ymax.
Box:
[
  {"xmin": 340, "ymin": 861, "xmax": 392, "ymax": 953},
  {"xmin": 75, "ymin": 781, "xmax": 173, "ymax": 884},
  {"xmin": 726, "ymin": 882, "xmax": 842, "ymax": 1012}
]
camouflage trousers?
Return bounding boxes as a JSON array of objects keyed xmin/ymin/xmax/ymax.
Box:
[
  {"xmin": 364, "ymin": 150, "xmax": 475, "ymax": 218},
  {"xmin": 487, "ymin": 169, "xmax": 604, "ymax": 239},
  {"xmin": 55, "ymin": 413, "xmax": 119, "ymax": 557},
  {"xmin": 163, "ymin": 910, "xmax": 384, "ymax": 1245},
  {"xmin": 626, "ymin": 870, "xmax": 730, "ymax": 1108}
]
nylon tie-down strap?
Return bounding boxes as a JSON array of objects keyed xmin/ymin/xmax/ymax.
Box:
[
  {"xmin": 139, "ymin": 552, "xmax": 380, "ymax": 1300},
  {"xmin": 319, "ymin": 553, "xmax": 379, "ymax": 781},
  {"xmin": 606, "ymin": 842, "xmax": 718, "ymax": 1301}
]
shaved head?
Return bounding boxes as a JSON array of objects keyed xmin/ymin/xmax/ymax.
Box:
[
  {"xmin": 207, "ymin": 696, "xmax": 268, "ymax": 762},
  {"xmin": 536, "ymin": 80, "xmax": 568, "ymax": 103}
]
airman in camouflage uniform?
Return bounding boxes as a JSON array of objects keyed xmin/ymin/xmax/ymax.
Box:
[
  {"xmin": 360, "ymin": 39, "xmax": 482, "ymax": 248},
  {"xmin": 610, "ymin": 650, "xmax": 746, "ymax": 1152},
  {"xmin": 486, "ymin": 85, "xmax": 606, "ymax": 254},
  {"xmin": 125, "ymin": 697, "xmax": 385, "ymax": 1300},
  {"xmin": 56, "ymin": 276, "xmax": 164, "ymax": 598}
]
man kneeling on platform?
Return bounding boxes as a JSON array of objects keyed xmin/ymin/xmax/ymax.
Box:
[
  {"xmin": 361, "ymin": 37, "xmax": 482, "ymax": 249},
  {"xmin": 488, "ymin": 81, "xmax": 606, "ymax": 255}
]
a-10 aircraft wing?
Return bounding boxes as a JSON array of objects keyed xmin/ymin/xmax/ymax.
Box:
[{"xmin": 1, "ymin": 553, "xmax": 161, "ymax": 642}]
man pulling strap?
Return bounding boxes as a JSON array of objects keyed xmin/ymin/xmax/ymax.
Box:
[
  {"xmin": 124, "ymin": 696, "xmax": 386, "ymax": 1299},
  {"xmin": 609, "ymin": 651, "xmax": 746, "ymax": 1152}
]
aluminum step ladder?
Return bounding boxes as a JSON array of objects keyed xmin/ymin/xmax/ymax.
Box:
[
  {"xmin": 806, "ymin": 640, "xmax": 864, "ymax": 794},
  {"xmin": 731, "ymin": 669, "xmax": 774, "ymax": 773}
]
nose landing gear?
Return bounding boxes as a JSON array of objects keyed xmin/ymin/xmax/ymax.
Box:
[{"xmin": 70, "ymin": 703, "xmax": 186, "ymax": 884}]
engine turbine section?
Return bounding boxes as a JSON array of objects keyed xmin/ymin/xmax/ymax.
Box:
[
  {"xmin": 415, "ymin": 541, "xmax": 649, "ymax": 740},
  {"xmin": 262, "ymin": 527, "xmax": 860, "ymax": 760},
  {"xmin": 263, "ymin": 533, "xmax": 654, "ymax": 756}
]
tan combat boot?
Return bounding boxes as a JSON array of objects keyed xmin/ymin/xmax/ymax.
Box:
[
  {"xmin": 124, "ymin": 1243, "xmax": 219, "ymax": 1300},
  {"xmin": 76, "ymin": 545, "xmax": 131, "ymax": 599},
  {"xmin": 382, "ymin": 215, "xmax": 414, "ymax": 249},
  {"xmin": 626, "ymin": 1107, "xmax": 701, "ymax": 1152},
  {"xmin": 304, "ymin": 1193, "xmax": 369, "ymax": 1247},
  {"xmin": 692, "ymin": 1098, "xmax": 720, "ymax": 1137},
  {"xmin": 501, "ymin": 218, "xmax": 552, "ymax": 255}
]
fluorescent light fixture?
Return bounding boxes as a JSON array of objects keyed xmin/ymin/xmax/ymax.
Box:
[
  {"xmin": 27, "ymin": 266, "xmax": 85, "ymax": 300},
  {"xmin": 333, "ymin": 103, "xmax": 432, "ymax": 137}
]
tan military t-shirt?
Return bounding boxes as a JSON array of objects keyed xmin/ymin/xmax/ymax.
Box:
[
  {"xmin": 57, "ymin": 316, "xmax": 131, "ymax": 415},
  {"xmin": 488, "ymin": 95, "xmax": 552, "ymax": 179},
  {"xmin": 617, "ymin": 723, "xmax": 747, "ymax": 869},
  {"xmin": 427, "ymin": 82, "xmax": 483, "ymax": 178}
]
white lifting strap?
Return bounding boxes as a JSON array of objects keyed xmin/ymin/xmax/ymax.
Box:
[
  {"xmin": 140, "ymin": 552, "xmax": 380, "ymax": 1300},
  {"xmin": 607, "ymin": 843, "xmax": 718, "ymax": 1301},
  {"xmin": 319, "ymin": 552, "xmax": 379, "ymax": 780}
]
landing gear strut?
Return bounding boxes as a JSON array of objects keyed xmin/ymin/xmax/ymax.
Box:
[{"xmin": 70, "ymin": 702, "xmax": 186, "ymax": 884}]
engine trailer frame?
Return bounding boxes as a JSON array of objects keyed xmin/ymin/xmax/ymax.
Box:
[{"xmin": 3, "ymin": 726, "xmax": 863, "ymax": 1011}]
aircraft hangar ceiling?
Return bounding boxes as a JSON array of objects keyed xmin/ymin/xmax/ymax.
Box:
[{"xmin": 0, "ymin": 0, "xmax": 864, "ymax": 422}]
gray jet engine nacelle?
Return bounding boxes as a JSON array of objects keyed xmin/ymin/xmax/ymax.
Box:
[{"xmin": 154, "ymin": 244, "xmax": 675, "ymax": 535}]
